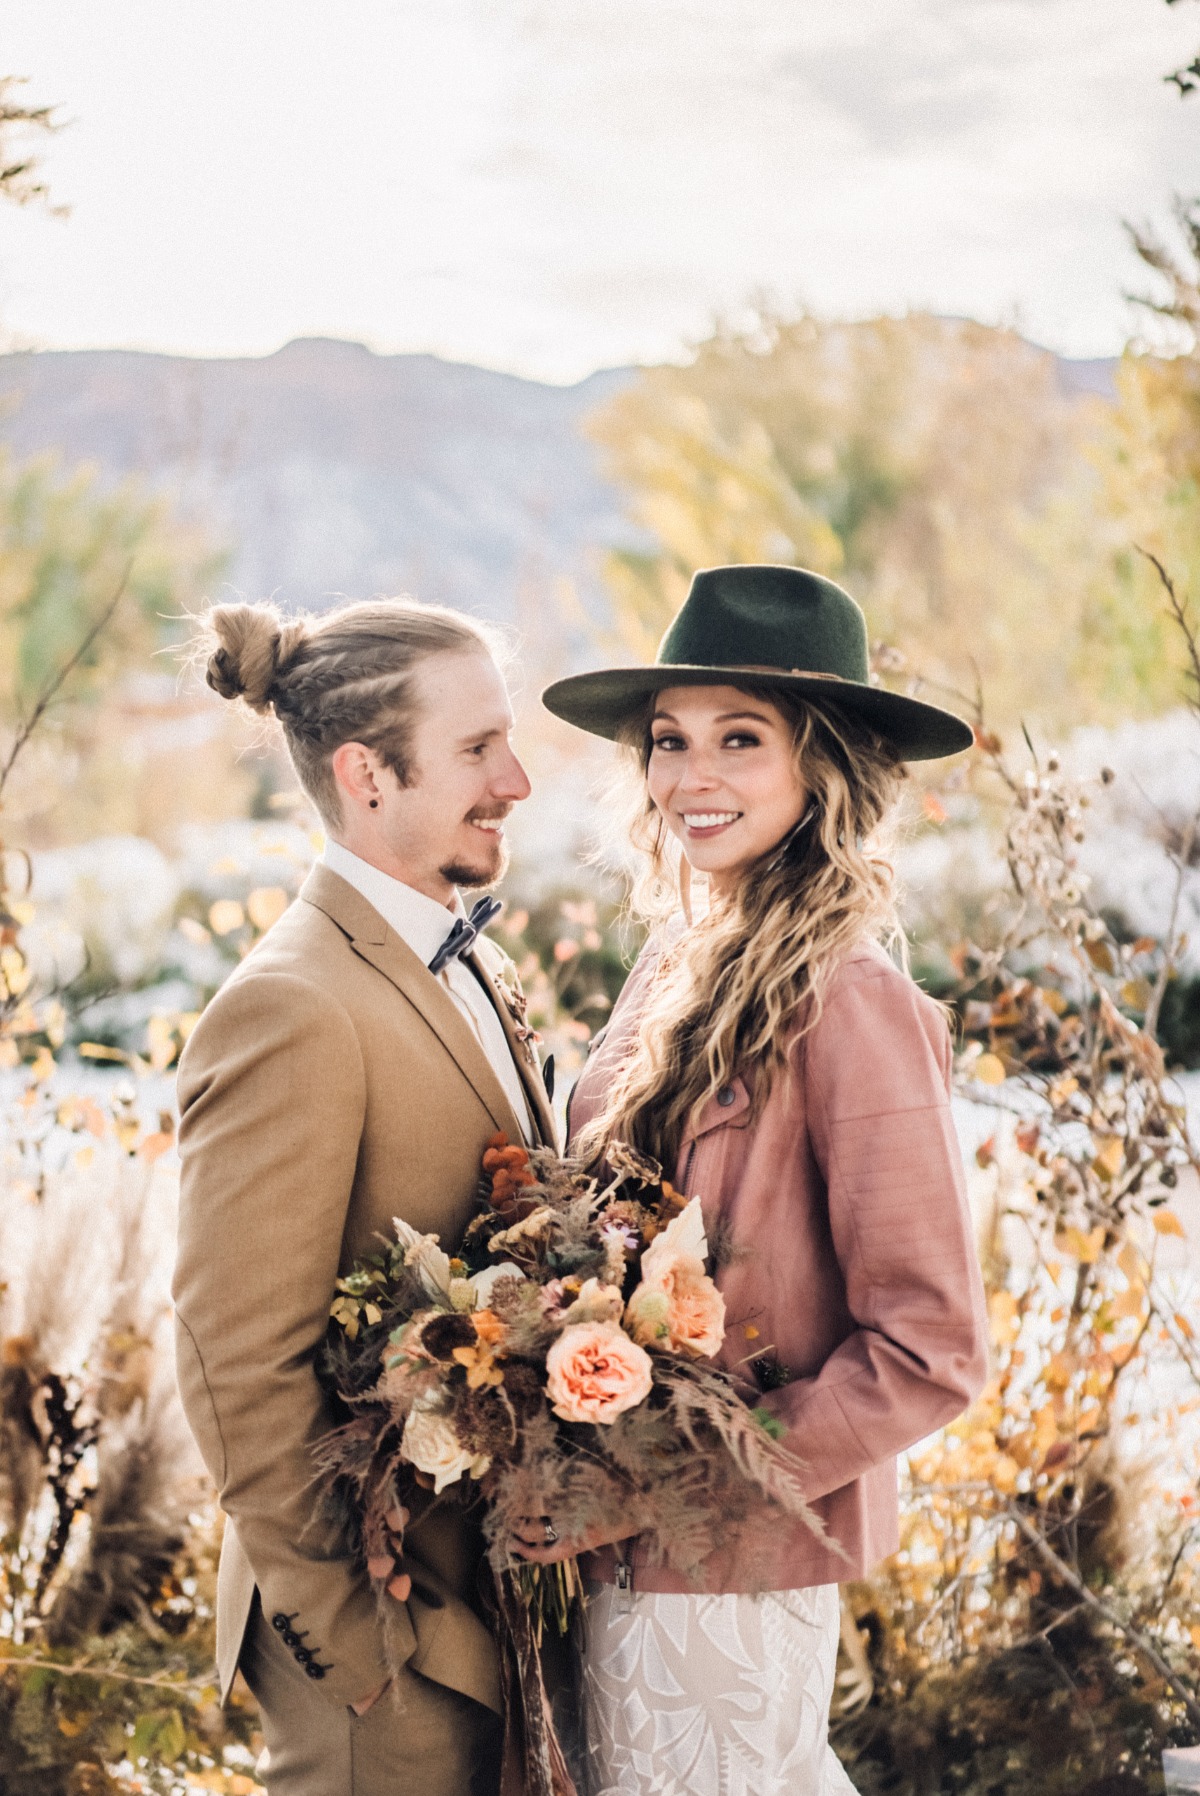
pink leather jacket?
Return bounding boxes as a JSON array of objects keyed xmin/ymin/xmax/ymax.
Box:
[{"xmin": 569, "ymin": 939, "xmax": 989, "ymax": 1593}]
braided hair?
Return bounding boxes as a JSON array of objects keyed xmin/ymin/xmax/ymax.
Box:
[{"xmin": 198, "ymin": 597, "xmax": 497, "ymax": 825}]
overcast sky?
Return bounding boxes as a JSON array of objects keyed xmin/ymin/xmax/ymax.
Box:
[{"xmin": 0, "ymin": 0, "xmax": 1196, "ymax": 382}]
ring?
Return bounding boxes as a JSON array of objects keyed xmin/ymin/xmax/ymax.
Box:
[{"xmin": 542, "ymin": 1520, "xmax": 559, "ymax": 1546}]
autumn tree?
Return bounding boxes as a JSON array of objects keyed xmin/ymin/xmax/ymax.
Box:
[{"xmin": 588, "ymin": 312, "xmax": 1170, "ymax": 732}]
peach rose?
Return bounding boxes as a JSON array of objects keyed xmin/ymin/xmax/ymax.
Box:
[
  {"xmin": 545, "ymin": 1321, "xmax": 653, "ymax": 1425},
  {"xmin": 625, "ymin": 1196, "xmax": 726, "ymax": 1359}
]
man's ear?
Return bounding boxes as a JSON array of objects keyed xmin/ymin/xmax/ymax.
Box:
[{"xmin": 330, "ymin": 741, "xmax": 384, "ymax": 811}]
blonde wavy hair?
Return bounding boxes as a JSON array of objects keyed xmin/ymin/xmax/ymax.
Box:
[
  {"xmin": 575, "ymin": 687, "xmax": 907, "ymax": 1168},
  {"xmin": 194, "ymin": 596, "xmax": 500, "ymax": 827}
]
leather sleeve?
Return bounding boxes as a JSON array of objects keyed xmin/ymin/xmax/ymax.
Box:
[
  {"xmin": 758, "ymin": 965, "xmax": 990, "ymax": 1499},
  {"xmin": 173, "ymin": 970, "xmax": 397, "ymax": 1708}
]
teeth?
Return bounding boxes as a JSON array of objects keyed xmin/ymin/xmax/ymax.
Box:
[
  {"xmin": 470, "ymin": 818, "xmax": 504, "ymax": 832},
  {"xmin": 682, "ymin": 812, "xmax": 740, "ymax": 829}
]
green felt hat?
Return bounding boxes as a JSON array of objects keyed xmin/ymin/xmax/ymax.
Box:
[{"xmin": 542, "ymin": 564, "xmax": 973, "ymax": 761}]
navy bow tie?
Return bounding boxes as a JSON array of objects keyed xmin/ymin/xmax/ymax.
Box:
[{"xmin": 428, "ymin": 896, "xmax": 503, "ymax": 975}]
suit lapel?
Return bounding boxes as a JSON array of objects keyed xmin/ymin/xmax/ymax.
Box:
[
  {"xmin": 469, "ymin": 943, "xmax": 559, "ymax": 1150},
  {"xmin": 300, "ymin": 864, "xmax": 527, "ymax": 1144}
]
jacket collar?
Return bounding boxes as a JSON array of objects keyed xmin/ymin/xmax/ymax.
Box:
[
  {"xmin": 300, "ymin": 863, "xmax": 528, "ymax": 1144},
  {"xmin": 683, "ymin": 1074, "xmax": 751, "ymax": 1143}
]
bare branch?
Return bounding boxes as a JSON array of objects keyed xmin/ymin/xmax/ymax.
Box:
[
  {"xmin": 1007, "ymin": 1507, "xmax": 1200, "ymax": 1730},
  {"xmin": 0, "ymin": 563, "xmax": 131, "ymax": 802},
  {"xmin": 0, "ymin": 75, "xmax": 65, "ymax": 211},
  {"xmin": 0, "ymin": 1655, "xmax": 208, "ymax": 1694}
]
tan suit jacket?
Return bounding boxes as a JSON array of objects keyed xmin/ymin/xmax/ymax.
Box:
[{"xmin": 173, "ymin": 863, "xmax": 556, "ymax": 1715}]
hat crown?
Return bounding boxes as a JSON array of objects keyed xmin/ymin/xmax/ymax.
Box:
[{"xmin": 658, "ymin": 565, "xmax": 870, "ymax": 683}]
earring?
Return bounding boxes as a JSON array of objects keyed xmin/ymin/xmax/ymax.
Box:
[{"xmin": 369, "ymin": 799, "xmax": 379, "ymax": 809}]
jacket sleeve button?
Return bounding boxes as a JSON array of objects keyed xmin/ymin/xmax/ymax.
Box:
[
  {"xmin": 717, "ymin": 1085, "xmax": 735, "ymax": 1107},
  {"xmin": 271, "ymin": 1614, "xmax": 289, "ymax": 1632},
  {"xmin": 305, "ymin": 1662, "xmax": 326, "ymax": 1679}
]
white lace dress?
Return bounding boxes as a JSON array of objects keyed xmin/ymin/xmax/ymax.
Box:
[{"xmin": 581, "ymin": 1582, "xmax": 858, "ymax": 1796}]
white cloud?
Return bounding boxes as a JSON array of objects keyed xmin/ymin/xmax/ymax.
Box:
[{"xmin": 0, "ymin": 0, "xmax": 1194, "ymax": 379}]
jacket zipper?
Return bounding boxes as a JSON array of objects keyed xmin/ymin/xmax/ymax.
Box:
[{"xmin": 613, "ymin": 1136, "xmax": 704, "ymax": 1602}]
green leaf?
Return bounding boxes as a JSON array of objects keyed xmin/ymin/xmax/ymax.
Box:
[
  {"xmin": 751, "ymin": 1406, "xmax": 786, "ymax": 1441},
  {"xmin": 156, "ymin": 1706, "xmax": 187, "ymax": 1762}
]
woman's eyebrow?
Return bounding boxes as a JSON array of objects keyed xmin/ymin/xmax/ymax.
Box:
[{"xmin": 713, "ymin": 709, "xmax": 772, "ymax": 724}]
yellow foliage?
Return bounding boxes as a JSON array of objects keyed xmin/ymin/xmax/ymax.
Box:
[
  {"xmin": 1093, "ymin": 1138, "xmax": 1124, "ymax": 1180},
  {"xmin": 589, "ymin": 311, "xmax": 1183, "ymax": 730},
  {"xmin": 247, "ymin": 885, "xmax": 289, "ymax": 932},
  {"xmin": 1054, "ymin": 1224, "xmax": 1106, "ymax": 1263},
  {"xmin": 972, "ymin": 1053, "xmax": 1007, "ymax": 1086},
  {"xmin": 988, "ymin": 1290, "xmax": 1020, "ymax": 1348},
  {"xmin": 208, "ymin": 899, "xmax": 246, "ymax": 937},
  {"xmin": 1152, "ymin": 1209, "xmax": 1187, "ymax": 1238}
]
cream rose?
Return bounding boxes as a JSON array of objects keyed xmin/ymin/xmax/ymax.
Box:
[
  {"xmin": 545, "ymin": 1321, "xmax": 653, "ymax": 1425},
  {"xmin": 625, "ymin": 1195, "xmax": 726, "ymax": 1358},
  {"xmin": 400, "ymin": 1393, "xmax": 489, "ymax": 1492}
]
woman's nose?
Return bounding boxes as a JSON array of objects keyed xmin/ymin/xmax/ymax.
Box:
[{"xmin": 677, "ymin": 753, "xmax": 720, "ymax": 793}]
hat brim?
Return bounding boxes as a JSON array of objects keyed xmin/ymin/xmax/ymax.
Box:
[{"xmin": 541, "ymin": 665, "xmax": 974, "ymax": 761}]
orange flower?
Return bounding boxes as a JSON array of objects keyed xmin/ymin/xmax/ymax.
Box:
[
  {"xmin": 625, "ymin": 1196, "xmax": 726, "ymax": 1359},
  {"xmin": 453, "ymin": 1318, "xmax": 505, "ymax": 1388},
  {"xmin": 545, "ymin": 1321, "xmax": 653, "ymax": 1424}
]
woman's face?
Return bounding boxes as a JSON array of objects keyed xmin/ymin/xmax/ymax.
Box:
[{"xmin": 646, "ymin": 684, "xmax": 809, "ymax": 893}]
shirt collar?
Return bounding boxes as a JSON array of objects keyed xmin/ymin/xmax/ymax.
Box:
[{"xmin": 322, "ymin": 839, "xmax": 466, "ymax": 968}]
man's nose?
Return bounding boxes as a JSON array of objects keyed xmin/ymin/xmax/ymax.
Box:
[{"xmin": 492, "ymin": 745, "xmax": 532, "ymax": 802}]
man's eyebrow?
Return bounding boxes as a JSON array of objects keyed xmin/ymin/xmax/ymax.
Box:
[{"xmin": 454, "ymin": 723, "xmax": 505, "ymax": 745}]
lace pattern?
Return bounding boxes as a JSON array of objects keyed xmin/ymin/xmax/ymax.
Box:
[{"xmin": 581, "ymin": 1582, "xmax": 858, "ymax": 1796}]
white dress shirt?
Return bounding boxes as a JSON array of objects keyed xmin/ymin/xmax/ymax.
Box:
[{"xmin": 322, "ymin": 839, "xmax": 532, "ymax": 1140}]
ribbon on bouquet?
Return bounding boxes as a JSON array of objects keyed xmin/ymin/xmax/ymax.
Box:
[{"xmin": 491, "ymin": 1568, "xmax": 579, "ymax": 1796}]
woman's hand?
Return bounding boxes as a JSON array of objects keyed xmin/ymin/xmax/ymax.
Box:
[{"xmin": 508, "ymin": 1514, "xmax": 632, "ymax": 1565}]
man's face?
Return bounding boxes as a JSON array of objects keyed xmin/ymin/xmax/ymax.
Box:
[{"xmin": 373, "ymin": 651, "xmax": 531, "ymax": 902}]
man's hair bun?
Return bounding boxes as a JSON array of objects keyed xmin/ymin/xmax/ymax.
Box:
[{"xmin": 204, "ymin": 603, "xmax": 308, "ymax": 715}]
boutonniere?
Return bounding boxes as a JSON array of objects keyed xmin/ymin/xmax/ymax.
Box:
[{"xmin": 495, "ymin": 956, "xmax": 542, "ymax": 1052}]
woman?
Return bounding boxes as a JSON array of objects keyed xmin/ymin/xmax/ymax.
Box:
[{"xmin": 521, "ymin": 566, "xmax": 989, "ymax": 1796}]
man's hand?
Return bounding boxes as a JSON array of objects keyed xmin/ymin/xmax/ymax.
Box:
[{"xmin": 349, "ymin": 1677, "xmax": 391, "ymax": 1718}]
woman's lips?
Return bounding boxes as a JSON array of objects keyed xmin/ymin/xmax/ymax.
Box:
[{"xmin": 680, "ymin": 810, "xmax": 742, "ymax": 838}]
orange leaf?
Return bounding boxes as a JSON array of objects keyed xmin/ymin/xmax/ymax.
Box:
[
  {"xmin": 972, "ymin": 1053, "xmax": 1007, "ymax": 1086},
  {"xmin": 1093, "ymin": 1138, "xmax": 1124, "ymax": 1179},
  {"xmin": 1153, "ymin": 1210, "xmax": 1187, "ymax": 1239},
  {"xmin": 137, "ymin": 1129, "xmax": 174, "ymax": 1164}
]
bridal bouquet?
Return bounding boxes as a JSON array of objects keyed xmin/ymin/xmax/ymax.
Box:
[{"xmin": 316, "ymin": 1135, "xmax": 821, "ymax": 1792}]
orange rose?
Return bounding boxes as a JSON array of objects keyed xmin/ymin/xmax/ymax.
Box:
[
  {"xmin": 545, "ymin": 1321, "xmax": 653, "ymax": 1425},
  {"xmin": 625, "ymin": 1195, "xmax": 726, "ymax": 1359}
]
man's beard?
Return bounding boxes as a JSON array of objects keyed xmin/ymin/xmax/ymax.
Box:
[{"xmin": 440, "ymin": 838, "xmax": 509, "ymax": 892}]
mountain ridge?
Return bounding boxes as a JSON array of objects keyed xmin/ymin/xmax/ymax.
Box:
[{"xmin": 0, "ymin": 336, "xmax": 1117, "ymax": 630}]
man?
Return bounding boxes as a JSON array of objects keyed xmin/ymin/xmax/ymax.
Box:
[{"xmin": 174, "ymin": 596, "xmax": 556, "ymax": 1794}]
